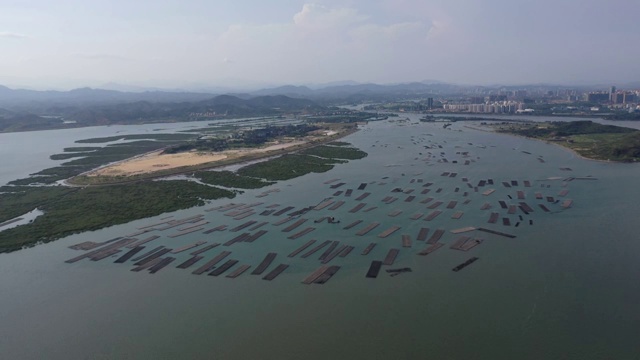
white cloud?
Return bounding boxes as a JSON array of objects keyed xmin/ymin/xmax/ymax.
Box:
[
  {"xmin": 212, "ymin": 3, "xmax": 440, "ymax": 83},
  {"xmin": 0, "ymin": 32, "xmax": 29, "ymax": 39},
  {"xmin": 293, "ymin": 4, "xmax": 367, "ymax": 30},
  {"xmin": 72, "ymin": 53, "xmax": 131, "ymax": 61}
]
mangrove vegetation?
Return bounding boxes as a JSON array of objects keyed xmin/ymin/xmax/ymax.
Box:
[{"xmin": 494, "ymin": 120, "xmax": 640, "ymax": 162}]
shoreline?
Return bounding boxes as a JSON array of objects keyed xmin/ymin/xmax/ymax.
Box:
[
  {"xmin": 67, "ymin": 125, "xmax": 361, "ymax": 186},
  {"xmin": 462, "ymin": 123, "xmax": 626, "ymax": 164}
]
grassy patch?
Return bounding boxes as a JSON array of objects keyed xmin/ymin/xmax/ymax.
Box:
[
  {"xmin": 237, "ymin": 143, "xmax": 368, "ymax": 181},
  {"xmin": 565, "ymin": 132, "xmax": 640, "ymax": 161},
  {"xmin": 301, "ymin": 145, "xmax": 368, "ymax": 160},
  {"xmin": 238, "ymin": 154, "xmax": 344, "ymax": 181},
  {"xmin": 496, "ymin": 121, "xmax": 640, "ymax": 162},
  {"xmin": 194, "ymin": 170, "xmax": 275, "ymax": 189}
]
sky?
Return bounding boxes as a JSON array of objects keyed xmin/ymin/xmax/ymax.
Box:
[{"xmin": 1, "ymin": 0, "xmax": 639, "ymax": 90}]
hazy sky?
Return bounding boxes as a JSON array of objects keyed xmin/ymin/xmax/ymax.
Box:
[{"xmin": 1, "ymin": 0, "xmax": 639, "ymax": 90}]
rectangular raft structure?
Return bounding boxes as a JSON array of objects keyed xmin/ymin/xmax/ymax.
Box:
[
  {"xmin": 263, "ymin": 264, "xmax": 289, "ymax": 281},
  {"xmin": 366, "ymin": 261, "xmax": 383, "ymax": 278},
  {"xmin": 378, "ymin": 226, "xmax": 401, "ymax": 238},
  {"xmin": 382, "ymin": 249, "xmax": 400, "ymax": 265},
  {"xmin": 361, "ymin": 243, "xmax": 377, "ymax": 255},
  {"xmin": 402, "ymin": 235, "xmax": 412, "ymax": 248},
  {"xmin": 356, "ymin": 222, "xmax": 380, "ymax": 236},
  {"xmin": 418, "ymin": 242, "xmax": 443, "ymax": 256},
  {"xmin": 252, "ymin": 253, "xmax": 277, "ymax": 275},
  {"xmin": 226, "ymin": 264, "xmax": 251, "ymax": 278}
]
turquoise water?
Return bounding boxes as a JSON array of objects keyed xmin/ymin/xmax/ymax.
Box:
[{"xmin": 1, "ymin": 116, "xmax": 639, "ymax": 359}]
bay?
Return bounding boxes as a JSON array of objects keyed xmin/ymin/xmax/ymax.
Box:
[{"xmin": 0, "ymin": 115, "xmax": 639, "ymax": 359}]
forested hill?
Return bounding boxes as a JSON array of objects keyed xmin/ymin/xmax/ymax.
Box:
[{"xmin": 0, "ymin": 94, "xmax": 323, "ymax": 132}]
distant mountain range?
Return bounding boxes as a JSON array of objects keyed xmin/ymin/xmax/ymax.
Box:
[
  {"xmin": 0, "ymin": 93, "xmax": 322, "ymax": 132},
  {"xmin": 1, "ymin": 79, "xmax": 637, "ymax": 132},
  {"xmin": 0, "ymin": 81, "xmax": 466, "ymax": 108},
  {"xmin": 249, "ymin": 82, "xmax": 460, "ymax": 102},
  {"xmin": 3, "ymin": 79, "xmax": 634, "ymax": 110},
  {"xmin": 0, "ymin": 85, "xmax": 216, "ymax": 108}
]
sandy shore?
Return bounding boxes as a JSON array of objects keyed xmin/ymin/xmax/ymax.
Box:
[{"xmin": 87, "ymin": 141, "xmax": 307, "ymax": 177}]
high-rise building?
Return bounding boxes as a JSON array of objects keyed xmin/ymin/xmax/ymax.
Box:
[
  {"xmin": 586, "ymin": 92, "xmax": 609, "ymax": 103},
  {"xmin": 623, "ymin": 92, "xmax": 636, "ymax": 104},
  {"xmin": 427, "ymin": 97, "xmax": 434, "ymax": 109},
  {"xmin": 610, "ymin": 86, "xmax": 616, "ymax": 102}
]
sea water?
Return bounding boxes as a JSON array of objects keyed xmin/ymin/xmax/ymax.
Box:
[{"xmin": 0, "ymin": 115, "xmax": 639, "ymax": 359}]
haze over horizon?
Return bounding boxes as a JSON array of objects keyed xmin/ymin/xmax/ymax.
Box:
[{"xmin": 2, "ymin": 0, "xmax": 639, "ymax": 90}]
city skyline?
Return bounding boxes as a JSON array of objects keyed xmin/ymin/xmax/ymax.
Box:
[{"xmin": 2, "ymin": 0, "xmax": 639, "ymax": 90}]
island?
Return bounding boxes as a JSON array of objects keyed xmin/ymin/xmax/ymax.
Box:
[
  {"xmin": 490, "ymin": 120, "xmax": 640, "ymax": 162},
  {"xmin": 0, "ymin": 122, "xmax": 366, "ymax": 252}
]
